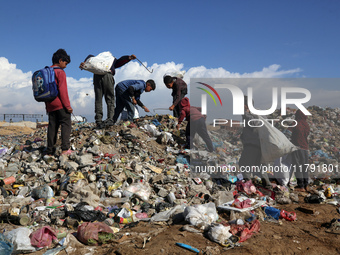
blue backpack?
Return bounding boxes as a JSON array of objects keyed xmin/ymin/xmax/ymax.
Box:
[{"xmin": 32, "ymin": 66, "xmax": 60, "ymax": 102}]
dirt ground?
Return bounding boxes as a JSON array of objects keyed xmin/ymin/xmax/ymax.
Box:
[{"xmin": 2, "ymin": 195, "xmax": 339, "ymax": 255}]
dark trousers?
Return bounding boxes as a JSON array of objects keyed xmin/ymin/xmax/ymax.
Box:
[
  {"xmin": 46, "ymin": 108, "xmax": 71, "ymax": 153},
  {"xmin": 187, "ymin": 118, "xmax": 214, "ymax": 152},
  {"xmin": 239, "ymin": 145, "xmax": 271, "ymax": 188},
  {"xmin": 291, "ymin": 149, "xmax": 309, "ymax": 188},
  {"xmin": 93, "ymin": 73, "xmax": 115, "ymax": 123},
  {"xmin": 112, "ymin": 87, "xmax": 135, "ymax": 122}
]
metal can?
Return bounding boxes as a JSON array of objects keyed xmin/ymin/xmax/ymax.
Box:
[
  {"xmin": 104, "ymin": 218, "xmax": 114, "ymax": 226},
  {"xmin": 1, "ymin": 176, "xmax": 15, "ymax": 185}
]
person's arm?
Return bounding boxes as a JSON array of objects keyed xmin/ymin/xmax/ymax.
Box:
[
  {"xmin": 114, "ymin": 55, "xmax": 136, "ymax": 68},
  {"xmin": 55, "ymin": 70, "xmax": 72, "ymax": 113},
  {"xmin": 79, "ymin": 55, "xmax": 94, "ymax": 70}
]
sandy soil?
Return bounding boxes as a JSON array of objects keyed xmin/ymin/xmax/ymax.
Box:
[{"xmin": 0, "ymin": 121, "xmax": 35, "ymax": 136}]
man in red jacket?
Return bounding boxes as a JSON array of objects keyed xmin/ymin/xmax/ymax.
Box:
[
  {"xmin": 45, "ymin": 49, "xmax": 73, "ymax": 156},
  {"xmin": 176, "ymin": 97, "xmax": 214, "ymax": 152}
]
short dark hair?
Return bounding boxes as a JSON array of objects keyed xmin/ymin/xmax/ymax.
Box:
[
  {"xmin": 146, "ymin": 79, "xmax": 156, "ymax": 90},
  {"xmin": 52, "ymin": 49, "xmax": 71, "ymax": 64},
  {"xmin": 163, "ymin": 75, "xmax": 173, "ymax": 85}
]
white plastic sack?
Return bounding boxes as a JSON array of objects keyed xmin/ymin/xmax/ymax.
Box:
[
  {"xmin": 273, "ymin": 153, "xmax": 293, "ymax": 186},
  {"xmin": 5, "ymin": 228, "xmax": 36, "ymax": 254},
  {"xmin": 258, "ymin": 116, "xmax": 297, "ymax": 163},
  {"xmin": 125, "ymin": 182, "xmax": 151, "ymax": 202},
  {"xmin": 207, "ymin": 224, "xmax": 232, "ymax": 245},
  {"xmin": 183, "ymin": 202, "xmax": 218, "ymax": 230},
  {"xmin": 83, "ymin": 51, "xmax": 115, "ymax": 75},
  {"xmin": 143, "ymin": 124, "xmax": 161, "ymax": 137}
]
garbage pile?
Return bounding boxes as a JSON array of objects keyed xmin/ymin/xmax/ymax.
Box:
[{"xmin": 0, "ymin": 106, "xmax": 339, "ymax": 254}]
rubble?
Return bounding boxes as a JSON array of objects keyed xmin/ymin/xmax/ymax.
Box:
[{"xmin": 0, "ymin": 106, "xmax": 339, "ymax": 253}]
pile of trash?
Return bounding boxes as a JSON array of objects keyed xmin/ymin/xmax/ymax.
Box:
[{"xmin": 0, "ymin": 106, "xmax": 339, "ymax": 254}]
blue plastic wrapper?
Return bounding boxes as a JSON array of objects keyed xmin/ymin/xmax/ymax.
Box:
[{"xmin": 0, "ymin": 233, "xmax": 14, "ymax": 255}]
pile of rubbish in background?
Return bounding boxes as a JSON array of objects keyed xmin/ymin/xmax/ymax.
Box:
[{"xmin": 0, "ymin": 106, "xmax": 339, "ymax": 254}]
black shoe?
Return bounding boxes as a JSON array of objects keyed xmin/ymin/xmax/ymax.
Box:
[
  {"xmin": 105, "ymin": 119, "xmax": 115, "ymax": 127},
  {"xmin": 95, "ymin": 122, "xmax": 104, "ymax": 129}
]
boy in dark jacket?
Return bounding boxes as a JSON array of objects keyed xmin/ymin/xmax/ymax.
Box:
[
  {"xmin": 176, "ymin": 97, "xmax": 214, "ymax": 152},
  {"xmin": 112, "ymin": 79, "xmax": 156, "ymax": 123},
  {"xmin": 45, "ymin": 49, "xmax": 72, "ymax": 156},
  {"xmin": 163, "ymin": 75, "xmax": 187, "ymax": 117}
]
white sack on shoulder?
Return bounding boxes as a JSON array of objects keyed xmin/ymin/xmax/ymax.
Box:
[{"xmin": 83, "ymin": 51, "xmax": 115, "ymax": 75}]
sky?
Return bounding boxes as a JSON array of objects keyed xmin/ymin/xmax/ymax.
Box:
[{"xmin": 0, "ymin": 0, "xmax": 339, "ymax": 122}]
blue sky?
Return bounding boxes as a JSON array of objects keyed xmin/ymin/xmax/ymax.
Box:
[{"xmin": 0, "ymin": 0, "xmax": 339, "ymax": 122}]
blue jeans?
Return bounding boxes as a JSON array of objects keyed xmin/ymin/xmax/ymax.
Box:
[{"xmin": 113, "ymin": 87, "xmax": 135, "ymax": 122}]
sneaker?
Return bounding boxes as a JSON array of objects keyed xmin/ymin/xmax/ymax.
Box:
[
  {"xmin": 95, "ymin": 122, "xmax": 104, "ymax": 129},
  {"xmin": 61, "ymin": 149, "xmax": 73, "ymax": 155},
  {"xmin": 105, "ymin": 119, "xmax": 115, "ymax": 127}
]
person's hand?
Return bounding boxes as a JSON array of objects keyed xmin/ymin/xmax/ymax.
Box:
[
  {"xmin": 66, "ymin": 107, "xmax": 73, "ymax": 114},
  {"xmin": 176, "ymin": 124, "xmax": 180, "ymax": 130},
  {"xmin": 79, "ymin": 62, "xmax": 85, "ymax": 70},
  {"xmin": 129, "ymin": 54, "xmax": 137, "ymax": 60},
  {"xmin": 132, "ymin": 98, "xmax": 137, "ymax": 105},
  {"xmin": 143, "ymin": 106, "xmax": 150, "ymax": 112},
  {"xmin": 169, "ymin": 105, "xmax": 175, "ymax": 111}
]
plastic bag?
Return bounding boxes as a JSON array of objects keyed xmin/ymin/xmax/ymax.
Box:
[
  {"xmin": 183, "ymin": 202, "xmax": 218, "ymax": 230},
  {"xmin": 67, "ymin": 202, "xmax": 107, "ymax": 222},
  {"xmin": 125, "ymin": 182, "xmax": 151, "ymax": 202},
  {"xmin": 150, "ymin": 204, "xmax": 186, "ymax": 222},
  {"xmin": 77, "ymin": 222, "xmax": 114, "ymax": 245},
  {"xmin": 142, "ymin": 124, "xmax": 161, "ymax": 137},
  {"xmin": 0, "ymin": 233, "xmax": 13, "ymax": 255},
  {"xmin": 5, "ymin": 227, "xmax": 36, "ymax": 254},
  {"xmin": 121, "ymin": 106, "xmax": 139, "ymax": 120},
  {"xmin": 280, "ymin": 210, "xmax": 297, "ymax": 221},
  {"xmin": 31, "ymin": 185, "xmax": 54, "ymax": 200},
  {"xmin": 264, "ymin": 206, "xmax": 280, "ymax": 220},
  {"xmin": 236, "ymin": 180, "xmax": 256, "ymax": 195},
  {"xmin": 207, "ymin": 224, "xmax": 232, "ymax": 245},
  {"xmin": 257, "ymin": 116, "xmax": 297, "ymax": 163},
  {"xmin": 273, "ymin": 153, "xmax": 292, "ymax": 186},
  {"xmin": 83, "ymin": 51, "xmax": 115, "ymax": 75},
  {"xmin": 30, "ymin": 226, "xmax": 57, "ymax": 248}
]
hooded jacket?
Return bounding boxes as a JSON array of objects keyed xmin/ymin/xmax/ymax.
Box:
[
  {"xmin": 290, "ymin": 109, "xmax": 310, "ymax": 150},
  {"xmin": 178, "ymin": 97, "xmax": 203, "ymax": 124}
]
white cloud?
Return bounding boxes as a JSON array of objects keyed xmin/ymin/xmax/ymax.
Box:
[
  {"xmin": 0, "ymin": 56, "xmax": 338, "ymax": 122},
  {"xmin": 0, "ymin": 57, "xmax": 32, "ymax": 89}
]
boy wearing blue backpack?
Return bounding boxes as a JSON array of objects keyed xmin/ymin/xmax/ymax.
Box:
[{"xmin": 45, "ymin": 49, "xmax": 73, "ymax": 156}]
